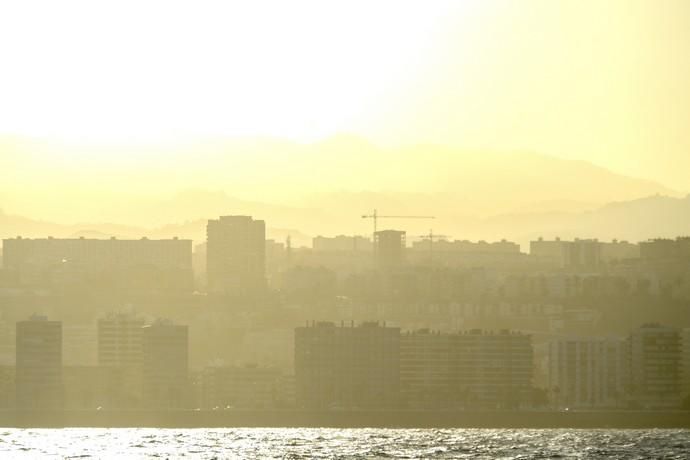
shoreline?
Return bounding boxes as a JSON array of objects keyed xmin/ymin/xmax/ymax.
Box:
[{"xmin": 1, "ymin": 410, "xmax": 688, "ymax": 429}]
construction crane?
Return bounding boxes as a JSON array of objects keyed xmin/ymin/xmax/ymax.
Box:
[
  {"xmin": 361, "ymin": 210, "xmax": 435, "ymax": 259},
  {"xmin": 361, "ymin": 209, "xmax": 435, "ymax": 237},
  {"xmin": 413, "ymin": 229, "xmax": 451, "ymax": 263}
]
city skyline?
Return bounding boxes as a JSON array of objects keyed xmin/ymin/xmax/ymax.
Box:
[{"xmin": 0, "ymin": 0, "xmax": 688, "ymax": 446}]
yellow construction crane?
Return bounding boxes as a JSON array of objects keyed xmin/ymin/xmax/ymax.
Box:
[
  {"xmin": 361, "ymin": 209, "xmax": 435, "ymax": 237},
  {"xmin": 413, "ymin": 229, "xmax": 451, "ymax": 263},
  {"xmin": 362, "ymin": 210, "xmax": 435, "ymax": 259}
]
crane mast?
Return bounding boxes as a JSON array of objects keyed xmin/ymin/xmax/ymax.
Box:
[
  {"xmin": 361, "ymin": 209, "xmax": 435, "ymax": 259},
  {"xmin": 413, "ymin": 229, "xmax": 451, "ymax": 263}
]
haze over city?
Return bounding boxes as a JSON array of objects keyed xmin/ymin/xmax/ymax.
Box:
[{"xmin": 0, "ymin": 0, "xmax": 689, "ymax": 456}]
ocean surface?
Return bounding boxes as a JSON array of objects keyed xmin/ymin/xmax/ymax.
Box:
[{"xmin": 0, "ymin": 428, "xmax": 688, "ymax": 458}]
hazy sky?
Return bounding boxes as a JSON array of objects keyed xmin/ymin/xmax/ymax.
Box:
[{"xmin": 0, "ymin": 0, "xmax": 688, "ymax": 189}]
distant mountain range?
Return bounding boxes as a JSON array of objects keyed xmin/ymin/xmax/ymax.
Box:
[
  {"xmin": 1, "ymin": 134, "xmax": 686, "ymax": 250},
  {"xmin": 474, "ymin": 194, "xmax": 690, "ymax": 247},
  {"xmin": 0, "ymin": 135, "xmax": 681, "ymax": 227},
  {"xmin": 2, "ymin": 194, "xmax": 688, "ymax": 251}
]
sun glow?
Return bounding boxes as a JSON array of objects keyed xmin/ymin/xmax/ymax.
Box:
[
  {"xmin": 1, "ymin": 0, "xmax": 688, "ymax": 191},
  {"xmin": 0, "ymin": 0, "xmax": 461, "ymax": 146}
]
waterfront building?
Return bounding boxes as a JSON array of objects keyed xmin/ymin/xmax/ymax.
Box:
[
  {"xmin": 626, "ymin": 323, "xmax": 682, "ymax": 408},
  {"xmin": 548, "ymin": 336, "xmax": 625, "ymax": 408},
  {"xmin": 15, "ymin": 315, "xmax": 62, "ymax": 409},
  {"xmin": 295, "ymin": 321, "xmax": 400, "ymax": 409},
  {"xmin": 142, "ymin": 320, "xmax": 189, "ymax": 409}
]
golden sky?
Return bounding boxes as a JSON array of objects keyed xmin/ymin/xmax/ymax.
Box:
[{"xmin": 0, "ymin": 0, "xmax": 688, "ymax": 190}]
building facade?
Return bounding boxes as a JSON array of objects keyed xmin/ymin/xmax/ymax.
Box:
[
  {"xmin": 548, "ymin": 337, "xmax": 625, "ymax": 408},
  {"xmin": 681, "ymin": 328, "xmax": 690, "ymax": 404},
  {"xmin": 201, "ymin": 365, "xmax": 282, "ymax": 409},
  {"xmin": 639, "ymin": 237, "xmax": 690, "ymax": 260},
  {"xmin": 295, "ymin": 321, "xmax": 400, "ymax": 409},
  {"xmin": 313, "ymin": 235, "xmax": 372, "ymax": 252},
  {"xmin": 98, "ymin": 312, "xmax": 145, "ymax": 368},
  {"xmin": 142, "ymin": 320, "xmax": 189, "ymax": 409},
  {"xmin": 15, "ymin": 316, "xmax": 63, "ymax": 409},
  {"xmin": 98, "ymin": 312, "xmax": 146, "ymax": 408},
  {"xmin": 374, "ymin": 230, "xmax": 406, "ymax": 271},
  {"xmin": 400, "ymin": 329, "xmax": 452, "ymax": 409},
  {"xmin": 2, "ymin": 236, "xmax": 193, "ymax": 291},
  {"xmin": 530, "ymin": 238, "xmax": 602, "ymax": 270},
  {"xmin": 400, "ymin": 328, "xmax": 534, "ymax": 409},
  {"xmin": 206, "ymin": 216, "xmax": 266, "ymax": 295},
  {"xmin": 626, "ymin": 324, "xmax": 682, "ymax": 408},
  {"xmin": 450, "ymin": 329, "xmax": 533, "ymax": 409}
]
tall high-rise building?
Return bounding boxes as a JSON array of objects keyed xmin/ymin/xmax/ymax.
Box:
[
  {"xmin": 295, "ymin": 321, "xmax": 400, "ymax": 409},
  {"xmin": 206, "ymin": 216, "xmax": 266, "ymax": 295},
  {"xmin": 15, "ymin": 315, "xmax": 63, "ymax": 409},
  {"xmin": 98, "ymin": 312, "xmax": 145, "ymax": 368},
  {"xmin": 142, "ymin": 320, "xmax": 189, "ymax": 409},
  {"xmin": 626, "ymin": 324, "xmax": 682, "ymax": 408},
  {"xmin": 98, "ymin": 312, "xmax": 147, "ymax": 408},
  {"xmin": 548, "ymin": 337, "xmax": 625, "ymax": 408},
  {"xmin": 682, "ymin": 328, "xmax": 690, "ymax": 404},
  {"xmin": 374, "ymin": 230, "xmax": 406, "ymax": 270}
]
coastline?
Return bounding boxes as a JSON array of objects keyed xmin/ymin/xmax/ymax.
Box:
[{"xmin": 1, "ymin": 410, "xmax": 688, "ymax": 429}]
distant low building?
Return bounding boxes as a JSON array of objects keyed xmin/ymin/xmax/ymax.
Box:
[
  {"xmin": 280, "ymin": 266, "xmax": 337, "ymax": 303},
  {"xmin": 63, "ymin": 324, "xmax": 97, "ymax": 366},
  {"xmin": 201, "ymin": 364, "xmax": 282, "ymax": 409},
  {"xmin": 0, "ymin": 365, "xmax": 15, "ymax": 408},
  {"xmin": 409, "ymin": 238, "xmax": 523, "ymax": 268},
  {"xmin": 410, "ymin": 239, "xmax": 520, "ymax": 254},
  {"xmin": 640, "ymin": 237, "xmax": 690, "ymax": 260},
  {"xmin": 530, "ymin": 238, "xmax": 601, "ymax": 270},
  {"xmin": 1, "ymin": 236, "xmax": 193, "ymax": 292},
  {"xmin": 265, "ymin": 239, "xmax": 286, "ymax": 287},
  {"xmin": 600, "ymin": 240, "xmax": 640, "ymax": 263},
  {"xmin": 63, "ymin": 365, "xmax": 135, "ymax": 410},
  {"xmin": 313, "ymin": 235, "xmax": 372, "ymax": 252},
  {"xmin": 530, "ymin": 237, "xmax": 569, "ymax": 267}
]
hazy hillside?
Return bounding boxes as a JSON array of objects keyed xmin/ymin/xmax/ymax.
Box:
[
  {"xmin": 469, "ymin": 195, "xmax": 690, "ymax": 248},
  {"xmin": 2, "ymin": 194, "xmax": 689, "ymax": 252},
  {"xmin": 0, "ymin": 209, "xmax": 312, "ymax": 247},
  {"xmin": 0, "ymin": 135, "xmax": 679, "ymax": 227}
]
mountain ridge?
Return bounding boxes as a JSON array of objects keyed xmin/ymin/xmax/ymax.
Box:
[{"xmin": 2, "ymin": 193, "xmax": 689, "ymax": 251}]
